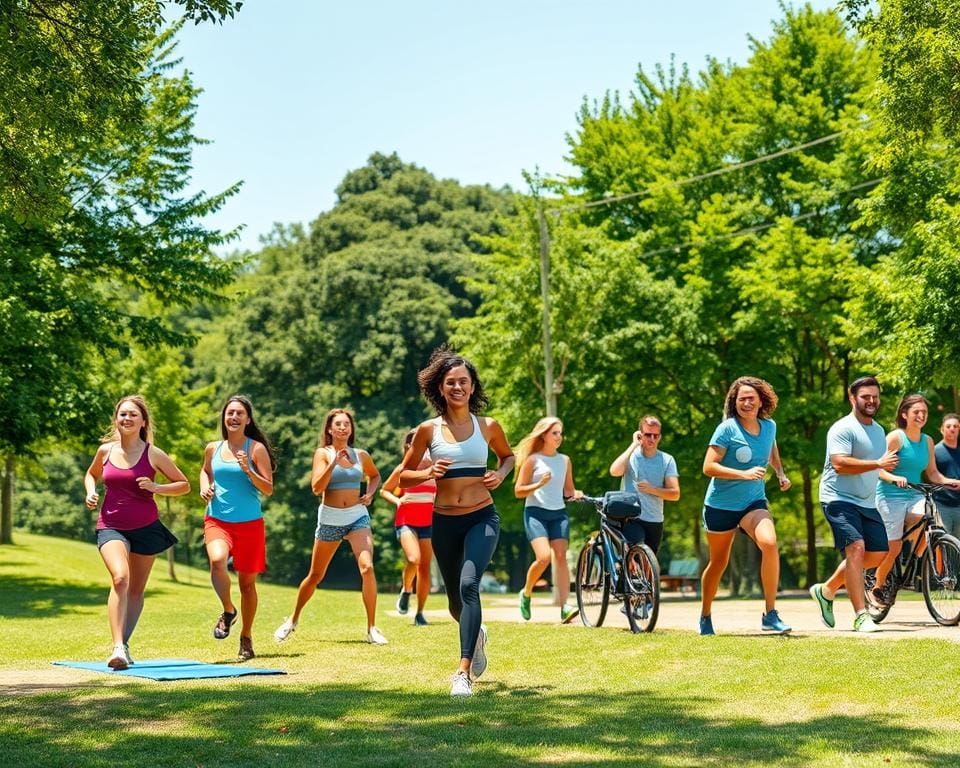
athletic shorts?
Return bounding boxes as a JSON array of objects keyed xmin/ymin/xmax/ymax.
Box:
[
  {"xmin": 204, "ymin": 515, "xmax": 266, "ymax": 574},
  {"xmin": 821, "ymin": 501, "xmax": 888, "ymax": 552},
  {"xmin": 96, "ymin": 519, "xmax": 178, "ymax": 556},
  {"xmin": 702, "ymin": 498, "xmax": 769, "ymax": 533},
  {"xmin": 523, "ymin": 506, "xmax": 569, "ymax": 542},
  {"xmin": 612, "ymin": 518, "xmax": 663, "ymax": 554},
  {"xmin": 396, "ymin": 524, "xmax": 433, "ymax": 541},
  {"xmin": 315, "ymin": 514, "xmax": 371, "ymax": 542}
]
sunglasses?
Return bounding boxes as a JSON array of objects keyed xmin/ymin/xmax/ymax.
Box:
[{"xmin": 642, "ymin": 432, "xmax": 661, "ymax": 439}]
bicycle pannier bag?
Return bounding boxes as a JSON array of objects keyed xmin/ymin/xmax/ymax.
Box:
[{"xmin": 604, "ymin": 491, "xmax": 642, "ymax": 520}]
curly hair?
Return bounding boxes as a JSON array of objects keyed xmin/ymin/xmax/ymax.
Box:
[
  {"xmin": 723, "ymin": 376, "xmax": 778, "ymax": 420},
  {"xmin": 417, "ymin": 345, "xmax": 489, "ymax": 415},
  {"xmin": 894, "ymin": 393, "xmax": 928, "ymax": 429},
  {"xmin": 220, "ymin": 395, "xmax": 278, "ymax": 471},
  {"xmin": 319, "ymin": 408, "xmax": 356, "ymax": 447}
]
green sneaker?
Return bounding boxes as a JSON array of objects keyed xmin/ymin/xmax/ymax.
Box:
[
  {"xmin": 519, "ymin": 591, "xmax": 531, "ymax": 621},
  {"xmin": 560, "ymin": 604, "xmax": 576, "ymax": 622},
  {"xmin": 853, "ymin": 611, "xmax": 879, "ymax": 633},
  {"xmin": 809, "ymin": 583, "xmax": 835, "ymax": 629}
]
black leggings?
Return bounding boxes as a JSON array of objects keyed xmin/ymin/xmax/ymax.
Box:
[{"xmin": 432, "ymin": 505, "xmax": 500, "ymax": 660}]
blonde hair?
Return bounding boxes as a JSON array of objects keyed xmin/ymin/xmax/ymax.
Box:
[
  {"xmin": 102, "ymin": 394, "xmax": 154, "ymax": 444},
  {"xmin": 514, "ymin": 417, "xmax": 562, "ymax": 469}
]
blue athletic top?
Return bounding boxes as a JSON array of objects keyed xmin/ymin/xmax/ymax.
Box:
[
  {"xmin": 621, "ymin": 450, "xmax": 679, "ymax": 523},
  {"xmin": 327, "ymin": 447, "xmax": 364, "ymax": 490},
  {"xmin": 208, "ymin": 437, "xmax": 262, "ymax": 523},
  {"xmin": 703, "ymin": 417, "xmax": 776, "ymax": 511},
  {"xmin": 876, "ymin": 430, "xmax": 927, "ymax": 503},
  {"xmin": 430, "ymin": 414, "xmax": 488, "ymax": 479}
]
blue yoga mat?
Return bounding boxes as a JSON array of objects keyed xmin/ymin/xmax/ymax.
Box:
[{"xmin": 53, "ymin": 658, "xmax": 285, "ymax": 681}]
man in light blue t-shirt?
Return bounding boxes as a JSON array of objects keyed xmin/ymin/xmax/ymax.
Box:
[
  {"xmin": 609, "ymin": 415, "xmax": 680, "ymax": 554},
  {"xmin": 809, "ymin": 375, "xmax": 897, "ymax": 633}
]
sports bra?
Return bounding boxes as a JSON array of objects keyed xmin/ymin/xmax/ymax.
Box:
[
  {"xmin": 429, "ymin": 414, "xmax": 488, "ymax": 479},
  {"xmin": 327, "ymin": 447, "xmax": 364, "ymax": 490}
]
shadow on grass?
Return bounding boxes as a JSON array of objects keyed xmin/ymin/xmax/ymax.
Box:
[
  {"xmin": 0, "ymin": 574, "xmax": 104, "ymax": 618},
  {"xmin": 0, "ymin": 683, "xmax": 956, "ymax": 768}
]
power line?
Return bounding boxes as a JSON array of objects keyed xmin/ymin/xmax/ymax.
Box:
[
  {"xmin": 630, "ymin": 176, "xmax": 882, "ymax": 260},
  {"xmin": 556, "ymin": 125, "xmax": 869, "ymax": 214}
]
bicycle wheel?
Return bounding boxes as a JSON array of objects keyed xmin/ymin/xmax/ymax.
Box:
[
  {"xmin": 863, "ymin": 568, "xmax": 893, "ymax": 623},
  {"xmin": 922, "ymin": 534, "xmax": 960, "ymax": 626},
  {"xmin": 576, "ymin": 541, "xmax": 609, "ymax": 628},
  {"xmin": 623, "ymin": 543, "xmax": 660, "ymax": 633}
]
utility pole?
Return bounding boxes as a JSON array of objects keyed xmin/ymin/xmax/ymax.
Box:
[{"xmin": 538, "ymin": 203, "xmax": 557, "ymax": 417}]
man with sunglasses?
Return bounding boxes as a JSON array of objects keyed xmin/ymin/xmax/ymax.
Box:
[{"xmin": 609, "ymin": 415, "xmax": 680, "ymax": 554}]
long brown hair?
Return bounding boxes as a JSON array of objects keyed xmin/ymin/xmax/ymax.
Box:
[
  {"xmin": 220, "ymin": 395, "xmax": 278, "ymax": 471},
  {"xmin": 895, "ymin": 394, "xmax": 928, "ymax": 429},
  {"xmin": 101, "ymin": 395, "xmax": 153, "ymax": 444},
  {"xmin": 320, "ymin": 408, "xmax": 356, "ymax": 447}
]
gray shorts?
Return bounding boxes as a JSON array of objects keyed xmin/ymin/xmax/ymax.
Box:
[
  {"xmin": 876, "ymin": 496, "xmax": 923, "ymax": 542},
  {"xmin": 315, "ymin": 514, "xmax": 371, "ymax": 542}
]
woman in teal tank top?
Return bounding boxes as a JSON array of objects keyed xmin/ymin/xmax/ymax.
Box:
[
  {"xmin": 200, "ymin": 396, "xmax": 276, "ymax": 661},
  {"xmin": 872, "ymin": 394, "xmax": 960, "ymax": 605}
]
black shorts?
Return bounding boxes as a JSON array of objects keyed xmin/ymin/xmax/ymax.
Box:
[
  {"xmin": 96, "ymin": 519, "xmax": 178, "ymax": 556},
  {"xmin": 702, "ymin": 498, "xmax": 769, "ymax": 533},
  {"xmin": 821, "ymin": 501, "xmax": 888, "ymax": 553},
  {"xmin": 612, "ymin": 518, "xmax": 663, "ymax": 554}
]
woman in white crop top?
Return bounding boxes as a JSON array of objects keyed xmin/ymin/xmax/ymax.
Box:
[
  {"xmin": 398, "ymin": 346, "xmax": 514, "ymax": 697},
  {"xmin": 514, "ymin": 417, "xmax": 582, "ymax": 623}
]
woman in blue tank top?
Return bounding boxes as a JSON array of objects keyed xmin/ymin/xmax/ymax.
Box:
[
  {"xmin": 397, "ymin": 346, "xmax": 515, "ymax": 697},
  {"xmin": 871, "ymin": 394, "xmax": 960, "ymax": 605},
  {"xmin": 274, "ymin": 408, "xmax": 387, "ymax": 645},
  {"xmin": 200, "ymin": 396, "xmax": 276, "ymax": 661}
]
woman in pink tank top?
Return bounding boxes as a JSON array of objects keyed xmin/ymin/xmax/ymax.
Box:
[{"xmin": 83, "ymin": 395, "xmax": 190, "ymax": 670}]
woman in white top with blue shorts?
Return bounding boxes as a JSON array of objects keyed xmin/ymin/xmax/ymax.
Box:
[{"xmin": 514, "ymin": 417, "xmax": 582, "ymax": 622}]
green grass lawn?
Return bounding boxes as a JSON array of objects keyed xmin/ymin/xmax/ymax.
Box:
[{"xmin": 2, "ymin": 531, "xmax": 958, "ymax": 767}]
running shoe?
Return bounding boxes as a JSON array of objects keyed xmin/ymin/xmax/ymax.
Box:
[
  {"xmin": 450, "ymin": 671, "xmax": 473, "ymax": 697},
  {"xmin": 809, "ymin": 583, "xmax": 835, "ymax": 628},
  {"xmin": 761, "ymin": 609, "xmax": 791, "ymax": 634},
  {"xmin": 367, "ymin": 626, "xmax": 388, "ymax": 645},
  {"xmin": 123, "ymin": 643, "xmax": 135, "ymax": 665},
  {"xmin": 560, "ymin": 604, "xmax": 576, "ymax": 622},
  {"xmin": 107, "ymin": 643, "xmax": 131, "ymax": 670},
  {"xmin": 274, "ymin": 617, "xmax": 297, "ymax": 642},
  {"xmin": 698, "ymin": 615, "xmax": 715, "ymax": 636},
  {"xmin": 238, "ymin": 636, "xmax": 255, "ymax": 662},
  {"xmin": 519, "ymin": 591, "xmax": 531, "ymax": 621},
  {"xmin": 414, "ymin": 613, "xmax": 429, "ymax": 626},
  {"xmin": 213, "ymin": 609, "xmax": 237, "ymax": 640},
  {"xmin": 471, "ymin": 624, "xmax": 488, "ymax": 678},
  {"xmin": 853, "ymin": 611, "xmax": 880, "ymax": 633},
  {"xmin": 396, "ymin": 591, "xmax": 411, "ymax": 615}
]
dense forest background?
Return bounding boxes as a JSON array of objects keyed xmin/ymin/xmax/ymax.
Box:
[{"xmin": 4, "ymin": 2, "xmax": 960, "ymax": 594}]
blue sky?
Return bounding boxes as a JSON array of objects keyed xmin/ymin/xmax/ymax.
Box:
[{"xmin": 174, "ymin": 1, "xmax": 837, "ymax": 252}]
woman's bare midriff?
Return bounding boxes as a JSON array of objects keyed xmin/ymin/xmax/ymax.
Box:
[
  {"xmin": 322, "ymin": 488, "xmax": 362, "ymax": 508},
  {"xmin": 434, "ymin": 476, "xmax": 492, "ymax": 516}
]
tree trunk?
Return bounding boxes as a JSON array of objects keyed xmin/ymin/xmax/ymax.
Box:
[
  {"xmin": 1, "ymin": 454, "xmax": 13, "ymax": 545},
  {"xmin": 803, "ymin": 465, "xmax": 817, "ymax": 588},
  {"xmin": 165, "ymin": 497, "xmax": 177, "ymax": 582}
]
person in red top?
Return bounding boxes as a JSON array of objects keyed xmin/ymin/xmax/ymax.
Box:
[
  {"xmin": 83, "ymin": 395, "xmax": 190, "ymax": 670},
  {"xmin": 381, "ymin": 429, "xmax": 436, "ymax": 626}
]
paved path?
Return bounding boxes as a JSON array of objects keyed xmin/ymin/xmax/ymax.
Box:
[{"xmin": 463, "ymin": 590, "xmax": 960, "ymax": 640}]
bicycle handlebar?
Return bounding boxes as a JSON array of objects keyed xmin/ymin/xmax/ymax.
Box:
[{"xmin": 907, "ymin": 482, "xmax": 947, "ymax": 496}]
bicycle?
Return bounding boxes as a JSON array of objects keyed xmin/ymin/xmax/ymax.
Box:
[
  {"xmin": 864, "ymin": 482, "xmax": 960, "ymax": 626},
  {"xmin": 573, "ymin": 493, "xmax": 661, "ymax": 633}
]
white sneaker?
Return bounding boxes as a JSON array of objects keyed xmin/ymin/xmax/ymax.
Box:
[
  {"xmin": 853, "ymin": 612, "xmax": 880, "ymax": 633},
  {"xmin": 470, "ymin": 624, "xmax": 488, "ymax": 678},
  {"xmin": 274, "ymin": 618, "xmax": 298, "ymax": 642},
  {"xmin": 450, "ymin": 671, "xmax": 473, "ymax": 697},
  {"xmin": 366, "ymin": 626, "xmax": 388, "ymax": 645},
  {"xmin": 123, "ymin": 643, "xmax": 135, "ymax": 665},
  {"xmin": 107, "ymin": 643, "xmax": 131, "ymax": 670}
]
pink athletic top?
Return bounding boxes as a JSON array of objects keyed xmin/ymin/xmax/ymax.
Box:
[{"xmin": 97, "ymin": 443, "xmax": 159, "ymax": 531}]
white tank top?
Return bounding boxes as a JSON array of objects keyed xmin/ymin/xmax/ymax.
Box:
[{"xmin": 525, "ymin": 452, "xmax": 568, "ymax": 510}]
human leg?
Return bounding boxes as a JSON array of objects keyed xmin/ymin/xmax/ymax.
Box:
[
  {"xmin": 237, "ymin": 571, "xmax": 258, "ymax": 638},
  {"xmin": 98, "ymin": 538, "xmax": 132, "ymax": 647},
  {"xmin": 550, "ymin": 538, "xmax": 570, "ymax": 607},
  {"xmin": 432, "ymin": 514, "xmax": 467, "ymax": 623},
  {"xmin": 700, "ymin": 529, "xmax": 736, "ymax": 619},
  {"xmin": 741, "ymin": 509, "xmax": 780, "ymax": 613},
  {"xmin": 397, "ymin": 528, "xmax": 421, "ymax": 594},
  {"xmin": 290, "ymin": 539, "xmax": 339, "ymax": 623},
  {"xmin": 346, "ymin": 527, "xmax": 379, "ymax": 633},
  {"xmin": 522, "ymin": 537, "xmax": 551, "ymax": 598},
  {"xmin": 456, "ymin": 508, "xmax": 499, "ymax": 673}
]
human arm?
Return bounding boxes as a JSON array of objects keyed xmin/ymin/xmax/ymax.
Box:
[
  {"xmin": 609, "ymin": 432, "xmax": 642, "ymax": 477},
  {"xmin": 768, "ymin": 441, "xmax": 791, "ymax": 491},
  {"xmin": 141, "ymin": 446, "xmax": 190, "ymax": 496},
  {"xmin": 398, "ymin": 422, "xmax": 450, "ymax": 486},
  {"xmin": 311, "ymin": 447, "xmax": 336, "ymax": 495},
  {"xmin": 84, "ymin": 444, "xmax": 108, "ymax": 509},
  {"xmin": 359, "ymin": 450, "xmax": 380, "ymax": 506},
  {"xmin": 874, "ymin": 431, "xmax": 906, "ymax": 486},
  {"xmin": 703, "ymin": 445, "xmax": 766, "ymax": 481},
  {"xmin": 199, "ymin": 442, "xmax": 216, "ymax": 502},
  {"xmin": 636, "ymin": 475, "xmax": 680, "ymax": 500},
  {"xmin": 379, "ymin": 464, "xmax": 404, "ymax": 506},
  {"xmin": 239, "ymin": 440, "xmax": 274, "ymax": 496},
  {"xmin": 831, "ymin": 430, "xmax": 899, "ymax": 475},
  {"xmin": 563, "ymin": 455, "xmax": 583, "ymax": 501},
  {"xmin": 482, "ymin": 417, "xmax": 515, "ymax": 490},
  {"xmin": 514, "ymin": 456, "xmax": 551, "ymax": 498}
]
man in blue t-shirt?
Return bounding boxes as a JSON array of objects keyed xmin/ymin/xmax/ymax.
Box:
[
  {"xmin": 934, "ymin": 413, "xmax": 960, "ymax": 539},
  {"xmin": 809, "ymin": 376, "xmax": 898, "ymax": 633},
  {"xmin": 608, "ymin": 415, "xmax": 680, "ymax": 554}
]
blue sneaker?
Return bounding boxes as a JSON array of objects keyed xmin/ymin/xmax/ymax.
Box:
[
  {"xmin": 699, "ymin": 615, "xmax": 715, "ymax": 636},
  {"xmin": 761, "ymin": 609, "xmax": 791, "ymax": 634}
]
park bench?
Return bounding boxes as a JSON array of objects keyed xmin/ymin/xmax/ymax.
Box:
[{"xmin": 660, "ymin": 558, "xmax": 700, "ymax": 595}]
